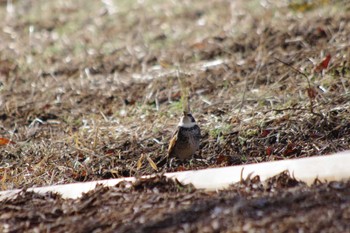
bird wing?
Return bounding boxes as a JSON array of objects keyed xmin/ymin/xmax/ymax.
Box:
[
  {"xmin": 168, "ymin": 128, "xmax": 179, "ymax": 156},
  {"xmin": 195, "ymin": 125, "xmax": 201, "ymax": 139}
]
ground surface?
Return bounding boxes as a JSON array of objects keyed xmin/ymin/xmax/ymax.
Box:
[
  {"xmin": 1, "ymin": 173, "xmax": 350, "ymax": 232},
  {"xmin": 0, "ymin": 0, "xmax": 350, "ymax": 231}
]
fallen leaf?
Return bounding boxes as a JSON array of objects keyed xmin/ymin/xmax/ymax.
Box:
[
  {"xmin": 283, "ymin": 143, "xmax": 300, "ymax": 156},
  {"xmin": 314, "ymin": 54, "xmax": 331, "ymax": 73},
  {"xmin": 0, "ymin": 137, "xmax": 15, "ymax": 146},
  {"xmin": 260, "ymin": 129, "xmax": 271, "ymax": 137},
  {"xmin": 266, "ymin": 147, "xmax": 273, "ymax": 156},
  {"xmin": 72, "ymin": 169, "xmax": 88, "ymax": 181},
  {"xmin": 307, "ymin": 87, "xmax": 318, "ymax": 99},
  {"xmin": 216, "ymin": 155, "xmax": 229, "ymax": 165}
]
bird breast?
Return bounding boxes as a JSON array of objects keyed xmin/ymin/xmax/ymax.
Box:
[{"xmin": 169, "ymin": 125, "xmax": 200, "ymax": 160}]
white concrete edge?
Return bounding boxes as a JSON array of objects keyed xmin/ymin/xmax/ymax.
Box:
[{"xmin": 1, "ymin": 151, "xmax": 350, "ymax": 200}]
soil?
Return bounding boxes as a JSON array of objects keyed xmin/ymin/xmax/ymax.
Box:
[
  {"xmin": 0, "ymin": 0, "xmax": 350, "ymax": 232},
  {"xmin": 1, "ymin": 173, "xmax": 350, "ymax": 232}
]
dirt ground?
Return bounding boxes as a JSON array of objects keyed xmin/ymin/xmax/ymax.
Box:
[
  {"xmin": 0, "ymin": 0, "xmax": 350, "ymax": 232},
  {"xmin": 1, "ymin": 173, "xmax": 350, "ymax": 232}
]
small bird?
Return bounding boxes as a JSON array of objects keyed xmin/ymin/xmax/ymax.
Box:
[{"xmin": 168, "ymin": 111, "xmax": 201, "ymax": 160}]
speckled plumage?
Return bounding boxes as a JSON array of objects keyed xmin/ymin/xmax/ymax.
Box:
[{"xmin": 168, "ymin": 112, "xmax": 201, "ymax": 160}]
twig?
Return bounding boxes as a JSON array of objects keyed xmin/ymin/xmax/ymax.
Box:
[
  {"xmin": 274, "ymin": 57, "xmax": 321, "ymax": 117},
  {"xmin": 176, "ymin": 69, "xmax": 190, "ymax": 112},
  {"xmin": 265, "ymin": 107, "xmax": 309, "ymax": 113}
]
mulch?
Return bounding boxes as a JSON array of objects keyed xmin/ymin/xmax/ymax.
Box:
[{"xmin": 1, "ymin": 172, "xmax": 349, "ymax": 233}]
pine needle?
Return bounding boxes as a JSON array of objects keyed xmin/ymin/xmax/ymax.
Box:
[
  {"xmin": 137, "ymin": 154, "xmax": 145, "ymax": 170},
  {"xmin": 146, "ymin": 155, "xmax": 158, "ymax": 171}
]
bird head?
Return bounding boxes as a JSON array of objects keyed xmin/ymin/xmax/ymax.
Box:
[{"xmin": 178, "ymin": 111, "xmax": 197, "ymax": 128}]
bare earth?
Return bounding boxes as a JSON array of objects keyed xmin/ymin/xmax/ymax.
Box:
[
  {"xmin": 2, "ymin": 173, "xmax": 350, "ymax": 232},
  {"xmin": 0, "ymin": 0, "xmax": 350, "ymax": 232}
]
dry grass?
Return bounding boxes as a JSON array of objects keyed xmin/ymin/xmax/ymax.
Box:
[{"xmin": 0, "ymin": 0, "xmax": 350, "ymax": 190}]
